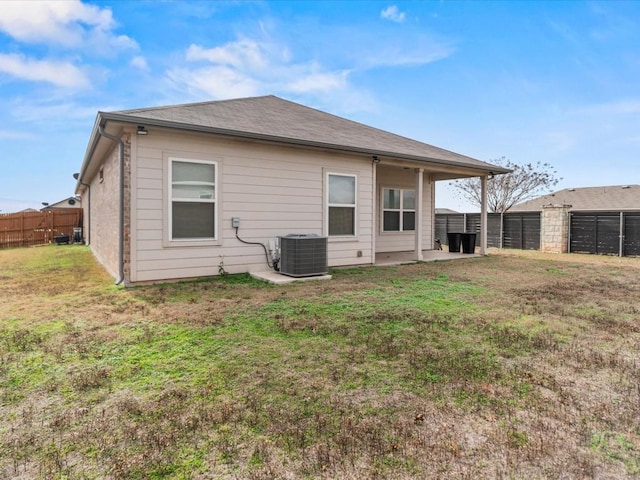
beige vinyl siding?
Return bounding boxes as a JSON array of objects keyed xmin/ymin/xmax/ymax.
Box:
[
  {"xmin": 375, "ymin": 165, "xmax": 433, "ymax": 253},
  {"xmin": 130, "ymin": 129, "xmax": 372, "ymax": 282}
]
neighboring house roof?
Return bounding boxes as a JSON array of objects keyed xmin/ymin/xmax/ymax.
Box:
[
  {"xmin": 80, "ymin": 96, "xmax": 508, "ymax": 184},
  {"xmin": 435, "ymin": 208, "xmax": 460, "ymax": 214},
  {"xmin": 509, "ymin": 185, "xmax": 640, "ymax": 212},
  {"xmin": 42, "ymin": 196, "xmax": 82, "ymax": 210}
]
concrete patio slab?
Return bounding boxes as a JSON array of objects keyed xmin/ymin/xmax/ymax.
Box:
[
  {"xmin": 251, "ymin": 250, "xmax": 481, "ymax": 283},
  {"xmin": 375, "ymin": 249, "xmax": 482, "ymax": 266},
  {"xmin": 250, "ymin": 270, "xmax": 332, "ymax": 284}
]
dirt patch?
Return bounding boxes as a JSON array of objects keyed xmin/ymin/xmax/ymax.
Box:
[{"xmin": 1, "ymin": 246, "xmax": 639, "ymax": 479}]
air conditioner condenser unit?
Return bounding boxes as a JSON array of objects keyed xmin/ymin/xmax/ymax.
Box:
[{"xmin": 278, "ymin": 234, "xmax": 328, "ymax": 277}]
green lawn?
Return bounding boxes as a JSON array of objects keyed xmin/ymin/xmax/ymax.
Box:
[{"xmin": 1, "ymin": 245, "xmax": 639, "ymax": 479}]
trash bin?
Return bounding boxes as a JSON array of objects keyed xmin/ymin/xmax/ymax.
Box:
[
  {"xmin": 447, "ymin": 232, "xmax": 462, "ymax": 253},
  {"xmin": 54, "ymin": 234, "xmax": 69, "ymax": 245},
  {"xmin": 73, "ymin": 227, "xmax": 83, "ymax": 244},
  {"xmin": 460, "ymin": 233, "xmax": 477, "ymax": 254}
]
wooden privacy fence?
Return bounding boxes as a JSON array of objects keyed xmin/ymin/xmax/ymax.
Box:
[{"xmin": 0, "ymin": 209, "xmax": 83, "ymax": 249}]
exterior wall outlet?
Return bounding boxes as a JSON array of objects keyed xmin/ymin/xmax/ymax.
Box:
[{"xmin": 231, "ymin": 217, "xmax": 240, "ymax": 228}]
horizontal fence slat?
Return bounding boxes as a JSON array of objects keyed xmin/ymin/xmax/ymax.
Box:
[
  {"xmin": 624, "ymin": 213, "xmax": 640, "ymax": 257},
  {"xmin": 435, "ymin": 212, "xmax": 540, "ymax": 251},
  {"xmin": 570, "ymin": 212, "xmax": 623, "ymax": 256}
]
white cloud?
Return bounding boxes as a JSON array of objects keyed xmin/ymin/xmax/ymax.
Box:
[
  {"xmin": 167, "ymin": 28, "xmax": 449, "ymax": 111},
  {"xmin": 287, "ymin": 70, "xmax": 350, "ymax": 93},
  {"xmin": 168, "ymin": 38, "xmax": 355, "ymax": 100},
  {"xmin": 381, "ymin": 5, "xmax": 406, "ymax": 23},
  {"xmin": 186, "ymin": 41, "xmax": 270, "ymax": 70},
  {"xmin": 0, "ymin": 0, "xmax": 137, "ymax": 50},
  {"xmin": 0, "ymin": 53, "xmax": 88, "ymax": 88},
  {"xmin": 358, "ymin": 36, "xmax": 455, "ymax": 68},
  {"xmin": 130, "ymin": 55, "xmax": 149, "ymax": 70},
  {"xmin": 166, "ymin": 66, "xmax": 261, "ymax": 100}
]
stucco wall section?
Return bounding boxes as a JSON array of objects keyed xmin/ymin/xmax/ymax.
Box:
[{"xmin": 540, "ymin": 204, "xmax": 571, "ymax": 253}]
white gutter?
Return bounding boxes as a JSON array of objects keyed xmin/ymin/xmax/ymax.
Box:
[{"xmin": 98, "ymin": 112, "xmax": 511, "ymax": 176}]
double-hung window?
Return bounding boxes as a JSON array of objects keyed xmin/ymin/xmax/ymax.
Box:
[
  {"xmin": 327, "ymin": 173, "xmax": 356, "ymax": 236},
  {"xmin": 382, "ymin": 188, "xmax": 415, "ymax": 232},
  {"xmin": 169, "ymin": 158, "xmax": 217, "ymax": 240}
]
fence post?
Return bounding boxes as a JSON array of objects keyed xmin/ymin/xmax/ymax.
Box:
[
  {"xmin": 48, "ymin": 211, "xmax": 53, "ymax": 244},
  {"xmin": 619, "ymin": 212, "xmax": 624, "ymax": 257},
  {"xmin": 567, "ymin": 212, "xmax": 572, "ymax": 253}
]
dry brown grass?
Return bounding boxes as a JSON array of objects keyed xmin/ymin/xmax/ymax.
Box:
[{"xmin": 1, "ymin": 245, "xmax": 639, "ymax": 479}]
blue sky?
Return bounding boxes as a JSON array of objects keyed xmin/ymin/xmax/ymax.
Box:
[{"xmin": 1, "ymin": 0, "xmax": 638, "ymax": 213}]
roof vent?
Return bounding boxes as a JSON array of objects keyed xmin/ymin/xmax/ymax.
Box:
[
  {"xmin": 621, "ymin": 185, "xmax": 630, "ymax": 189},
  {"xmin": 567, "ymin": 188, "xmax": 575, "ymax": 192}
]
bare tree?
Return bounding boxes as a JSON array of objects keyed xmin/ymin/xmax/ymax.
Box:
[{"xmin": 451, "ymin": 157, "xmax": 561, "ymax": 213}]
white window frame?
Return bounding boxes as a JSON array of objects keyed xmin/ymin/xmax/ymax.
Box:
[
  {"xmin": 381, "ymin": 187, "xmax": 416, "ymax": 233},
  {"xmin": 326, "ymin": 172, "xmax": 357, "ymax": 238},
  {"xmin": 168, "ymin": 156, "xmax": 218, "ymax": 242}
]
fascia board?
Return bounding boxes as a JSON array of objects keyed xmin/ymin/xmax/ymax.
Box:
[{"xmin": 97, "ymin": 112, "xmax": 512, "ymax": 176}]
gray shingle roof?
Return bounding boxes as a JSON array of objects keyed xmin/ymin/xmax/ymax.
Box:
[
  {"xmin": 435, "ymin": 208, "xmax": 460, "ymax": 214},
  {"xmin": 103, "ymin": 95, "xmax": 506, "ymax": 173},
  {"xmin": 510, "ymin": 185, "xmax": 640, "ymax": 212}
]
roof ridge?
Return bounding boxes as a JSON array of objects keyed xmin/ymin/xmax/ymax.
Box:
[
  {"xmin": 272, "ymin": 96, "xmax": 482, "ymax": 163},
  {"xmin": 112, "ymin": 94, "xmax": 277, "ymax": 114},
  {"xmin": 109, "ymin": 94, "xmax": 483, "ymax": 163},
  {"xmin": 92, "ymin": 94, "xmax": 507, "ymax": 173},
  {"xmin": 560, "ymin": 184, "xmax": 639, "ymax": 191}
]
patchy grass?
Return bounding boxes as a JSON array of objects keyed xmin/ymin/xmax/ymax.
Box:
[{"xmin": 1, "ymin": 245, "xmax": 640, "ymax": 479}]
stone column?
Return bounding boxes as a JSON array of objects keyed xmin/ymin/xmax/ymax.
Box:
[{"xmin": 540, "ymin": 204, "xmax": 572, "ymax": 253}]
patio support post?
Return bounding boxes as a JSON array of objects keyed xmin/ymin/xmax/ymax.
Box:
[
  {"xmin": 415, "ymin": 168, "xmax": 424, "ymax": 261},
  {"xmin": 480, "ymin": 175, "xmax": 488, "ymax": 255}
]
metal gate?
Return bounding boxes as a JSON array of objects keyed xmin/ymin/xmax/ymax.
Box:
[{"xmin": 570, "ymin": 212, "xmax": 640, "ymax": 256}]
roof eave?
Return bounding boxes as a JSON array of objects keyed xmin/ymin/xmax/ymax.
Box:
[
  {"xmin": 75, "ymin": 112, "xmax": 109, "ymax": 193},
  {"xmin": 96, "ymin": 112, "xmax": 510, "ymax": 175}
]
